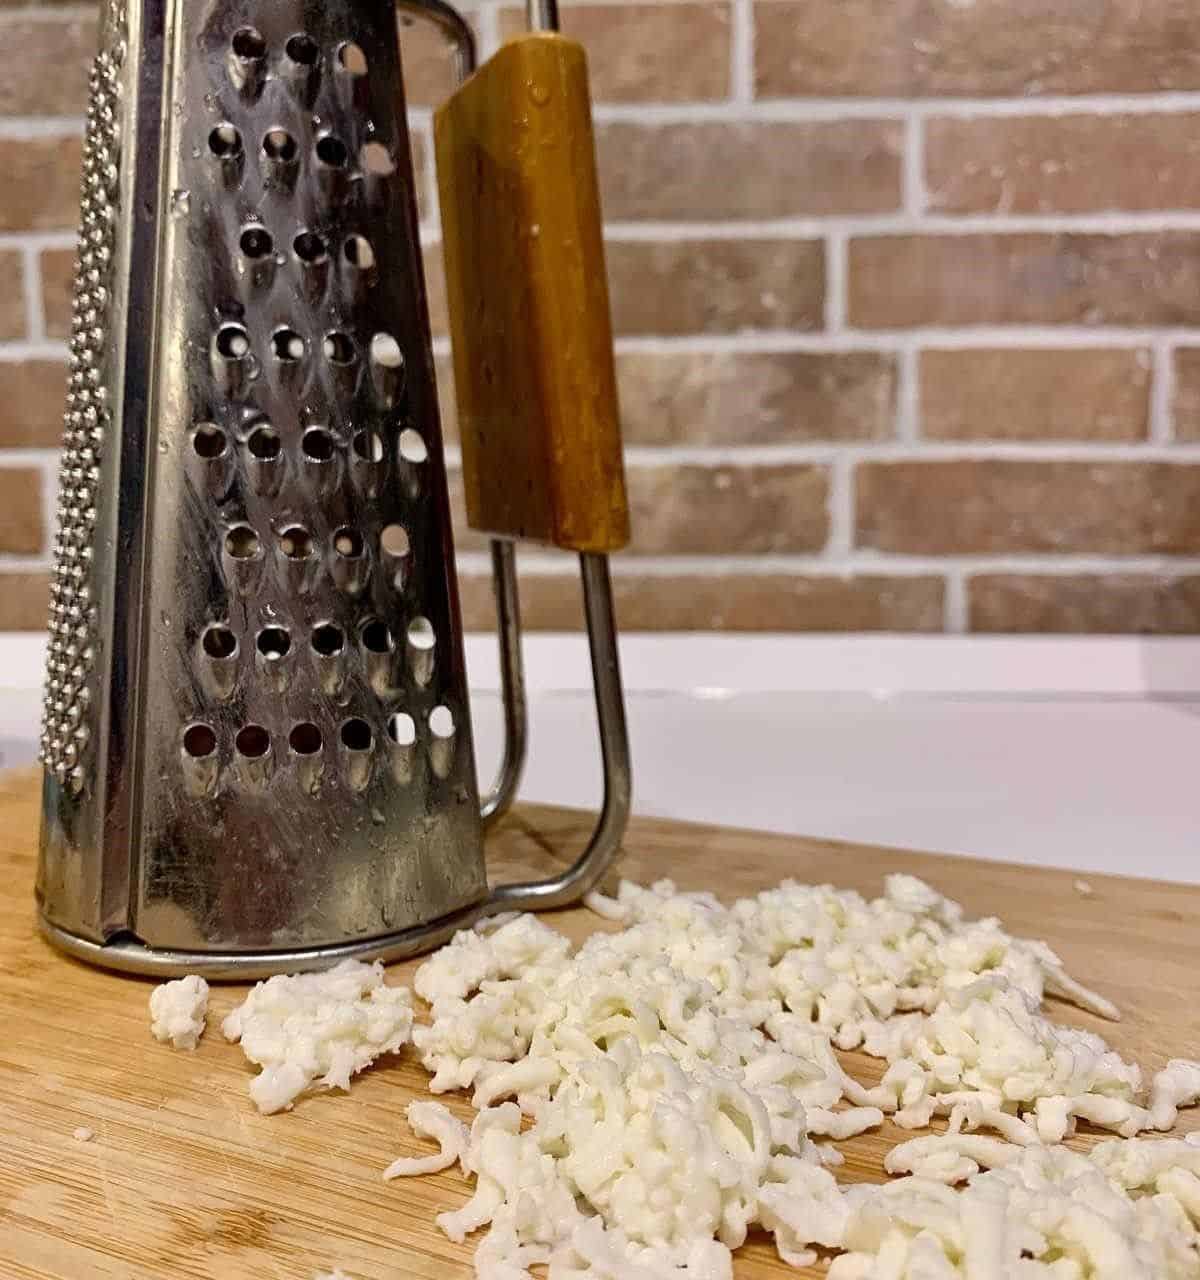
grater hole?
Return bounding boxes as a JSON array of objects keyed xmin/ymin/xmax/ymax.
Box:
[
  {"xmin": 316, "ymin": 134, "xmax": 350, "ymax": 169},
  {"xmin": 343, "ymin": 235, "xmax": 375, "ymax": 270},
  {"xmin": 215, "ymin": 323, "xmax": 250, "ymax": 359},
  {"xmin": 381, "ymin": 524, "xmax": 410, "ymax": 557},
  {"xmin": 256, "ymin": 626, "xmax": 291, "ymax": 660},
  {"xmin": 271, "ymin": 327, "xmax": 305, "ymax": 362},
  {"xmin": 225, "ymin": 524, "xmax": 260, "ymax": 560},
  {"xmin": 311, "ymin": 622, "xmax": 345, "ymax": 656},
  {"xmin": 370, "ymin": 332, "xmax": 403, "ymax": 369},
  {"xmin": 337, "ymin": 41, "xmax": 368, "ymax": 75},
  {"xmin": 202, "ymin": 624, "xmax": 237, "ymax": 659},
  {"xmin": 333, "ymin": 526, "xmax": 364, "ymax": 558},
  {"xmin": 231, "ymin": 26, "xmax": 266, "ymax": 60},
  {"xmin": 239, "ymin": 225, "xmax": 273, "ymax": 259},
  {"xmin": 263, "ymin": 128, "xmax": 298, "ymax": 162},
  {"xmin": 191, "ymin": 423, "xmax": 228, "ymax": 458},
  {"xmin": 352, "ymin": 430, "xmax": 383, "ymax": 463},
  {"xmin": 387, "ymin": 712, "xmax": 416, "ymax": 746},
  {"xmin": 430, "ymin": 705, "xmax": 455, "ymax": 739},
  {"xmin": 247, "ymin": 422, "xmax": 281, "ymax": 459},
  {"xmin": 183, "ymin": 723, "xmax": 218, "ymax": 758},
  {"xmin": 361, "ymin": 619, "xmax": 393, "ymax": 653},
  {"xmin": 208, "ymin": 123, "xmax": 243, "ymax": 158},
  {"xmin": 279, "ymin": 525, "xmax": 313, "ymax": 559},
  {"xmin": 285, "ymin": 33, "xmax": 320, "ymax": 66},
  {"xmin": 340, "ymin": 717, "xmax": 372, "ymax": 751},
  {"xmin": 294, "ymin": 230, "xmax": 327, "ymax": 263},
  {"xmin": 323, "ymin": 331, "xmax": 356, "ymax": 365},
  {"xmin": 235, "ymin": 724, "xmax": 271, "ymax": 758},
  {"xmin": 301, "ymin": 426, "xmax": 335, "ymax": 461},
  {"xmin": 289, "ymin": 722, "xmax": 323, "ymax": 755},
  {"xmin": 408, "ymin": 615, "xmax": 435, "ymax": 650},
  {"xmin": 360, "ymin": 142, "xmax": 395, "ymax": 177},
  {"xmin": 398, "ymin": 428, "xmax": 428, "ymax": 464}
]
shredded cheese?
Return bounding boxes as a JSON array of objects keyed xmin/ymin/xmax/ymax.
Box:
[
  {"xmin": 222, "ymin": 958, "xmax": 412, "ymax": 1114},
  {"xmin": 148, "ymin": 974, "xmax": 209, "ymax": 1051}
]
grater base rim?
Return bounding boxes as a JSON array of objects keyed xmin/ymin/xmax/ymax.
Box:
[{"xmin": 37, "ymin": 899, "xmax": 492, "ymax": 981}]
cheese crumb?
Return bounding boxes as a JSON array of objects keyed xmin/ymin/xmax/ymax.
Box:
[
  {"xmin": 72, "ymin": 1126, "xmax": 94, "ymax": 1142},
  {"xmin": 149, "ymin": 974, "xmax": 209, "ymax": 1051},
  {"xmin": 222, "ymin": 959, "xmax": 412, "ymax": 1114}
]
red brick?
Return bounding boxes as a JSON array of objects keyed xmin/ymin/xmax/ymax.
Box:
[
  {"xmin": 499, "ymin": 3, "xmax": 731, "ymax": 102},
  {"xmin": 754, "ymin": 0, "xmax": 1200, "ymax": 98},
  {"xmin": 0, "ymin": 469, "xmax": 44, "ymax": 554},
  {"xmin": 1170, "ymin": 348, "xmax": 1200, "ymax": 441},
  {"xmin": 0, "ymin": 251, "xmax": 24, "ymax": 339},
  {"xmin": 0, "ymin": 361, "xmax": 66, "ymax": 448},
  {"xmin": 450, "ymin": 464, "xmax": 829, "ymax": 555},
  {"xmin": 920, "ymin": 349, "xmax": 1150, "ymax": 442},
  {"xmin": 616, "ymin": 350, "xmax": 895, "ymax": 444},
  {"xmin": 627, "ymin": 464, "xmax": 829, "ymax": 554},
  {"xmin": 970, "ymin": 574, "xmax": 1200, "ymax": 634},
  {"xmin": 40, "ymin": 249, "xmax": 74, "ymax": 341},
  {"xmin": 0, "ymin": 15, "xmax": 96, "ymax": 115},
  {"xmin": 927, "ymin": 115, "xmax": 1200, "ymax": 215},
  {"xmin": 857, "ymin": 461, "xmax": 1200, "ymax": 555},
  {"xmin": 596, "ymin": 121, "xmax": 902, "ymax": 220},
  {"xmin": 849, "ymin": 234, "xmax": 1200, "ymax": 329},
  {"xmin": 0, "ymin": 136, "xmax": 81, "ymax": 231},
  {"xmin": 458, "ymin": 571, "xmax": 944, "ymax": 631},
  {"xmin": 0, "ymin": 572, "xmax": 49, "ymax": 630},
  {"xmin": 607, "ymin": 239, "xmax": 824, "ymax": 335},
  {"xmin": 398, "ymin": 9, "xmax": 471, "ymax": 108}
]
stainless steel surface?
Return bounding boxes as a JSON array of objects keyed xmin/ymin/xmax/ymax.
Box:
[
  {"xmin": 396, "ymin": 0, "xmax": 476, "ymax": 83},
  {"xmin": 525, "ymin": 0, "xmax": 561, "ymax": 33},
  {"xmin": 38, "ymin": 0, "xmax": 488, "ymax": 968},
  {"xmin": 490, "ymin": 553, "xmax": 632, "ymax": 912},
  {"xmin": 479, "ymin": 540, "xmax": 527, "ymax": 828}
]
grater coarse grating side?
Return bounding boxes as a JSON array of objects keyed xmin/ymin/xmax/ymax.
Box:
[{"xmin": 37, "ymin": 0, "xmax": 632, "ymax": 977}]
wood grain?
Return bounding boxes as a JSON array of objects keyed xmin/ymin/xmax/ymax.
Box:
[
  {"xmin": 435, "ymin": 34, "xmax": 629, "ymax": 554},
  {"xmin": 1, "ymin": 765, "xmax": 1197, "ymax": 1278}
]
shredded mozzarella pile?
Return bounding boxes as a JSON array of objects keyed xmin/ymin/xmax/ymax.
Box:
[
  {"xmin": 149, "ymin": 973, "xmax": 209, "ymax": 1051},
  {"xmin": 829, "ymin": 1139, "xmax": 1200, "ymax": 1278},
  {"xmin": 383, "ymin": 874, "xmax": 1200, "ymax": 1277},
  {"xmin": 222, "ymin": 958, "xmax": 412, "ymax": 1114}
]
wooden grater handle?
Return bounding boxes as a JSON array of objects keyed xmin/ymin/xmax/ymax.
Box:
[{"xmin": 434, "ymin": 32, "xmax": 630, "ymax": 554}]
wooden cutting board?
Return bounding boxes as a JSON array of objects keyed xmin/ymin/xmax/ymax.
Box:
[{"xmin": 2, "ymin": 764, "xmax": 1197, "ymax": 1279}]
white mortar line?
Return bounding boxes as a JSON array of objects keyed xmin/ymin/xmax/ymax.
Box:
[
  {"xmin": 0, "ymin": 449, "xmax": 60, "ymax": 467},
  {"xmin": 601, "ymin": 212, "xmax": 1200, "ymax": 237},
  {"xmin": 825, "ymin": 454, "xmax": 853, "ymax": 556},
  {"xmin": 21, "ymin": 247, "xmax": 45, "ymax": 343},
  {"xmin": 611, "ymin": 330, "xmax": 1180, "ymax": 354},
  {"xmin": 478, "ymin": 1, "xmax": 501, "ymax": 58},
  {"xmin": 0, "ymin": 231, "xmax": 76, "ymax": 252},
  {"xmin": 0, "ymin": 341, "xmax": 70, "ymax": 361},
  {"xmin": 1150, "ymin": 340, "xmax": 1175, "ymax": 443},
  {"xmin": 903, "ymin": 114, "xmax": 926, "ymax": 216},
  {"xmin": 453, "ymin": 551, "xmax": 1200, "ymax": 577},
  {"xmin": 611, "ymin": 442, "xmax": 1200, "ymax": 463},
  {"xmin": 823, "ymin": 230, "xmax": 845, "ymax": 331},
  {"xmin": 591, "ymin": 93, "xmax": 1200, "ymax": 124},
  {"xmin": 895, "ymin": 343, "xmax": 919, "ymax": 442},
  {"xmin": 943, "ymin": 570, "xmax": 968, "ymax": 633},
  {"xmin": 0, "ymin": 118, "xmax": 84, "ymax": 140},
  {"xmin": 729, "ymin": 0, "xmax": 754, "ymax": 104}
]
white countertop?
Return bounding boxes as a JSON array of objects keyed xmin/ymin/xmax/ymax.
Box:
[{"xmin": 5, "ymin": 634, "xmax": 1198, "ymax": 884}]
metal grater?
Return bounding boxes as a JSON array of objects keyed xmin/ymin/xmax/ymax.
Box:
[{"xmin": 37, "ymin": 0, "xmax": 631, "ymax": 977}]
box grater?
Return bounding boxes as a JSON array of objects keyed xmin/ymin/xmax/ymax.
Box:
[{"xmin": 37, "ymin": 0, "xmax": 630, "ymax": 977}]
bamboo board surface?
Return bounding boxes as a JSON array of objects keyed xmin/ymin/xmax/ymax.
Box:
[{"xmin": 1, "ymin": 765, "xmax": 1197, "ymax": 1278}]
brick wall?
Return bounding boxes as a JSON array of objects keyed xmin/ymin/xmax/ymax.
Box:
[{"xmin": 5, "ymin": 1, "xmax": 1200, "ymax": 633}]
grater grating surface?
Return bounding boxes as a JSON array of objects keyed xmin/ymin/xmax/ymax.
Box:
[
  {"xmin": 38, "ymin": 0, "xmax": 486, "ymax": 958},
  {"xmin": 39, "ymin": 2, "xmax": 127, "ymax": 793}
]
